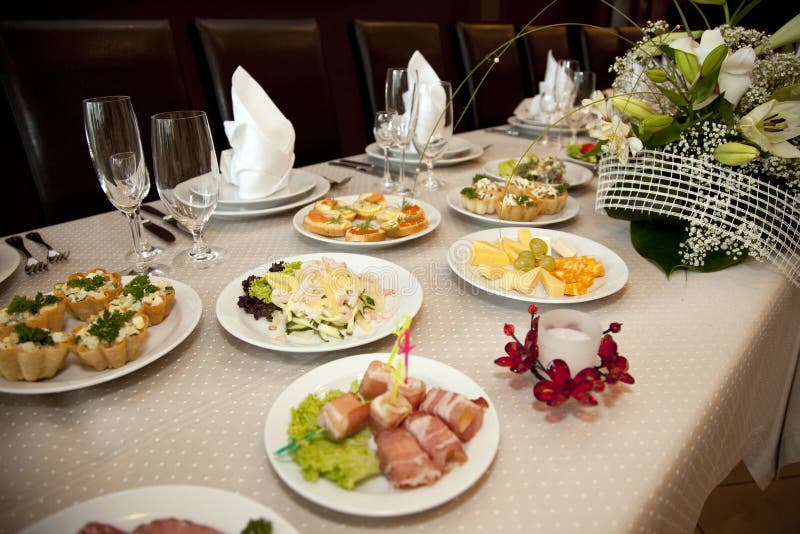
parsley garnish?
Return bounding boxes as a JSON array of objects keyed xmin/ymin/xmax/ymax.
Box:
[
  {"xmin": 66, "ymin": 275, "xmax": 106, "ymax": 291},
  {"xmin": 460, "ymin": 187, "xmax": 479, "ymax": 199},
  {"xmin": 556, "ymin": 183, "xmax": 569, "ymax": 194},
  {"xmin": 472, "ymin": 173, "xmax": 491, "ymax": 183},
  {"xmin": 514, "ymin": 195, "xmax": 537, "ymax": 207},
  {"xmin": 6, "ymin": 293, "xmax": 61, "ymax": 314},
  {"xmin": 240, "ymin": 518, "xmax": 272, "ymax": 534},
  {"xmin": 123, "ymin": 275, "xmax": 159, "ymax": 300},
  {"xmin": 87, "ymin": 310, "xmax": 135, "ymax": 344},
  {"xmin": 13, "ymin": 323, "xmax": 54, "ymax": 345}
]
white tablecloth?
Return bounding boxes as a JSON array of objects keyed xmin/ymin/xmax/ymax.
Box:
[{"xmin": 1, "ymin": 130, "xmax": 799, "ymax": 533}]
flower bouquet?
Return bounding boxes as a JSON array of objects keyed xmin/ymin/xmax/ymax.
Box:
[{"xmin": 588, "ymin": 1, "xmax": 800, "ymax": 284}]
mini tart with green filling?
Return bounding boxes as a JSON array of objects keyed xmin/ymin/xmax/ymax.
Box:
[
  {"xmin": 0, "ymin": 292, "xmax": 66, "ymax": 337},
  {"xmin": 107, "ymin": 275, "xmax": 176, "ymax": 325},
  {"xmin": 461, "ymin": 175, "xmax": 501, "ymax": 215},
  {"xmin": 54, "ymin": 268, "xmax": 123, "ymax": 320},
  {"xmin": 494, "ymin": 194, "xmax": 542, "ymax": 221},
  {"xmin": 0, "ymin": 324, "xmax": 70, "ymax": 381},
  {"xmin": 530, "ymin": 182, "xmax": 569, "ymax": 214},
  {"xmin": 70, "ymin": 309, "xmax": 148, "ymax": 370}
]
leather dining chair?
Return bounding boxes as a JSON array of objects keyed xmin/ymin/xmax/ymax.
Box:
[
  {"xmin": 194, "ymin": 18, "xmax": 341, "ymax": 167},
  {"xmin": 579, "ymin": 26, "xmax": 641, "ymax": 89},
  {"xmin": 0, "ymin": 20, "xmax": 190, "ymax": 226},
  {"xmin": 453, "ymin": 22, "xmax": 527, "ymax": 129},
  {"xmin": 350, "ymin": 20, "xmax": 449, "ymax": 136},
  {"xmin": 520, "ymin": 25, "xmax": 574, "ymax": 87}
]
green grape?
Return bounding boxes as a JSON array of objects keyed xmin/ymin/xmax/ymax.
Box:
[
  {"xmin": 536, "ymin": 254, "xmax": 556, "ymax": 271},
  {"xmin": 514, "ymin": 257, "xmax": 534, "ymax": 271},
  {"xmin": 517, "ymin": 250, "xmax": 534, "ymax": 262},
  {"xmin": 529, "ymin": 238, "xmax": 548, "ymax": 256}
]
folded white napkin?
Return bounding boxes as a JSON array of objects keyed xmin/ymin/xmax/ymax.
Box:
[
  {"xmin": 221, "ymin": 66, "xmax": 295, "ymax": 199},
  {"xmin": 528, "ymin": 50, "xmax": 559, "ymax": 119},
  {"xmin": 407, "ymin": 51, "xmax": 446, "ymax": 153}
]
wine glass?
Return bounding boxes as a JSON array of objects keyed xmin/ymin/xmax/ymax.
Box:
[
  {"xmin": 539, "ymin": 82, "xmax": 557, "ymax": 147},
  {"xmin": 385, "ymin": 67, "xmax": 419, "ymax": 196},
  {"xmin": 567, "ymin": 71, "xmax": 596, "ymax": 145},
  {"xmin": 412, "ymin": 80, "xmax": 453, "ymax": 191},
  {"xmin": 151, "ymin": 111, "xmax": 223, "ymax": 268},
  {"xmin": 83, "ymin": 95, "xmax": 168, "ymax": 275},
  {"xmin": 373, "ymin": 111, "xmax": 395, "ymax": 193}
]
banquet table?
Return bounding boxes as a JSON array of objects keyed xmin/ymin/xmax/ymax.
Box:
[{"xmin": 1, "ymin": 128, "xmax": 800, "ymax": 534}]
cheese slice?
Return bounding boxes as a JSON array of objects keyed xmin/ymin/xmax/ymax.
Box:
[
  {"xmin": 540, "ymin": 269, "xmax": 566, "ymax": 298},
  {"xmin": 478, "ymin": 265, "xmax": 506, "ymax": 280},
  {"xmin": 470, "ymin": 241, "xmax": 510, "ymax": 266},
  {"xmin": 513, "ymin": 267, "xmax": 542, "ymax": 294},
  {"xmin": 552, "ymin": 239, "xmax": 576, "ymax": 258}
]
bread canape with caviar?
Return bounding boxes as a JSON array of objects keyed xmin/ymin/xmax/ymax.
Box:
[
  {"xmin": 0, "ymin": 292, "xmax": 66, "ymax": 337},
  {"xmin": 0, "ymin": 324, "xmax": 70, "ymax": 381},
  {"xmin": 54, "ymin": 268, "xmax": 123, "ymax": 321},
  {"xmin": 70, "ymin": 309, "xmax": 148, "ymax": 370},
  {"xmin": 381, "ymin": 208, "xmax": 428, "ymax": 238},
  {"xmin": 303, "ymin": 209, "xmax": 351, "ymax": 237},
  {"xmin": 106, "ymin": 274, "xmax": 176, "ymax": 326},
  {"xmin": 345, "ymin": 216, "xmax": 387, "ymax": 242},
  {"xmin": 314, "ymin": 197, "xmax": 357, "ymax": 221},
  {"xmin": 460, "ymin": 174, "xmax": 502, "ymax": 215},
  {"xmin": 352, "ymin": 192, "xmax": 387, "ymax": 218}
]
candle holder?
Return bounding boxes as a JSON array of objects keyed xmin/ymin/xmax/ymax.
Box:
[{"xmin": 537, "ymin": 309, "xmax": 602, "ymax": 372}]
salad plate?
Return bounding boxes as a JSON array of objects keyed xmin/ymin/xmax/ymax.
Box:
[
  {"xmin": 447, "ymin": 188, "xmax": 580, "ymax": 227},
  {"xmin": 215, "ymin": 253, "xmax": 423, "ymax": 353},
  {"xmin": 0, "ymin": 243, "xmax": 19, "ymax": 284},
  {"xmin": 217, "ymin": 169, "xmax": 317, "ymax": 210},
  {"xmin": 365, "ymin": 140, "xmax": 484, "ymax": 167},
  {"xmin": 388, "ymin": 135, "xmax": 473, "ymax": 158},
  {"xmin": 211, "ymin": 172, "xmax": 330, "ymax": 220},
  {"xmin": 0, "ymin": 277, "xmax": 202, "ymax": 395},
  {"xmin": 264, "ymin": 353, "xmax": 500, "ymax": 517},
  {"xmin": 506, "ymin": 115, "xmax": 575, "ymax": 135},
  {"xmin": 511, "ymin": 99, "xmax": 587, "ymax": 133},
  {"xmin": 448, "ymin": 227, "xmax": 628, "ymax": 304},
  {"xmin": 292, "ymin": 195, "xmax": 441, "ymax": 248},
  {"xmin": 482, "ymin": 157, "xmax": 594, "ymax": 188},
  {"xmin": 21, "ymin": 485, "xmax": 297, "ymax": 534}
]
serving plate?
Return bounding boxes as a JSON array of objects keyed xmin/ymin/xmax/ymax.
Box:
[
  {"xmin": 365, "ymin": 140, "xmax": 484, "ymax": 167},
  {"xmin": 482, "ymin": 157, "xmax": 594, "ymax": 188},
  {"xmin": 447, "ymin": 188, "xmax": 579, "ymax": 227}
]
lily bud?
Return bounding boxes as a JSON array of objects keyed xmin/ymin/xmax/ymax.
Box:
[
  {"xmin": 612, "ymin": 96, "xmax": 657, "ymax": 120},
  {"xmin": 646, "ymin": 69, "xmax": 668, "ymax": 83},
  {"xmin": 714, "ymin": 142, "xmax": 760, "ymax": 166},
  {"xmin": 674, "ymin": 49, "xmax": 700, "ymax": 82},
  {"xmin": 640, "ymin": 114, "xmax": 673, "ymax": 130}
]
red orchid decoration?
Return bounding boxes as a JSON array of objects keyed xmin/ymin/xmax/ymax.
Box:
[{"xmin": 494, "ymin": 307, "xmax": 634, "ymax": 407}]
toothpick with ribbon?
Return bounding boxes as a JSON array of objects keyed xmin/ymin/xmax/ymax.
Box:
[{"xmin": 386, "ymin": 316, "xmax": 414, "ymax": 402}]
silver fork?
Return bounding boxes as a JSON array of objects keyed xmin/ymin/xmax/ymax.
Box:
[
  {"xmin": 25, "ymin": 232, "xmax": 70, "ymax": 263},
  {"xmin": 5, "ymin": 235, "xmax": 47, "ymax": 274}
]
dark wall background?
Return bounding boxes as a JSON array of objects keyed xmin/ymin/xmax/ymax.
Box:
[{"xmin": 1, "ymin": 0, "xmax": 794, "ymax": 235}]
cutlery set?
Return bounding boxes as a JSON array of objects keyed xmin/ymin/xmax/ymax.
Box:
[
  {"xmin": 5, "ymin": 233, "xmax": 69, "ymax": 274},
  {"xmin": 329, "ymin": 159, "xmax": 382, "ymax": 177}
]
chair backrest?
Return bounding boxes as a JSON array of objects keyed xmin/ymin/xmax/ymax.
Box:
[
  {"xmin": 579, "ymin": 26, "xmax": 640, "ymax": 89},
  {"xmin": 521, "ymin": 25, "xmax": 573, "ymax": 87},
  {"xmin": 195, "ymin": 18, "xmax": 341, "ymax": 166},
  {"xmin": 453, "ymin": 22, "xmax": 526, "ymax": 129},
  {"xmin": 0, "ymin": 20, "xmax": 190, "ymax": 225},
  {"xmin": 350, "ymin": 20, "xmax": 447, "ymax": 134}
]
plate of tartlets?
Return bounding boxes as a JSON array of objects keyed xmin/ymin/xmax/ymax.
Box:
[
  {"xmin": 483, "ymin": 156, "xmax": 594, "ymax": 188},
  {"xmin": 292, "ymin": 193, "xmax": 441, "ymax": 248},
  {"xmin": 447, "ymin": 188, "xmax": 579, "ymax": 227},
  {"xmin": 0, "ymin": 275, "xmax": 201, "ymax": 394}
]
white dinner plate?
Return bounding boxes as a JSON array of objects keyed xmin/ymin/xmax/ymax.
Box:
[
  {"xmin": 264, "ymin": 353, "xmax": 500, "ymax": 516},
  {"xmin": 388, "ymin": 136, "xmax": 473, "ymax": 158},
  {"xmin": 292, "ymin": 195, "xmax": 441, "ymax": 248},
  {"xmin": 448, "ymin": 227, "xmax": 628, "ymax": 304},
  {"xmin": 565, "ymin": 154, "xmax": 598, "ymax": 170},
  {"xmin": 365, "ymin": 140, "xmax": 484, "ymax": 167},
  {"xmin": 512, "ymin": 98, "xmax": 586, "ymax": 134},
  {"xmin": 446, "ymin": 188, "xmax": 580, "ymax": 227},
  {"xmin": 215, "ymin": 253, "xmax": 423, "ymax": 353},
  {"xmin": 20, "ymin": 485, "xmax": 297, "ymax": 534},
  {"xmin": 211, "ymin": 172, "xmax": 330, "ymax": 220},
  {"xmin": 483, "ymin": 157, "xmax": 594, "ymax": 188},
  {"xmin": 217, "ymin": 169, "xmax": 317, "ymax": 210},
  {"xmin": 0, "ymin": 243, "xmax": 19, "ymax": 284},
  {"xmin": 0, "ymin": 277, "xmax": 202, "ymax": 395},
  {"xmin": 507, "ymin": 115, "xmax": 582, "ymax": 136}
]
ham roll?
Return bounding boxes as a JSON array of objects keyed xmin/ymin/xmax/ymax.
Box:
[
  {"xmin": 375, "ymin": 427, "xmax": 442, "ymax": 488},
  {"xmin": 358, "ymin": 360, "xmax": 427, "ymax": 408},
  {"xmin": 419, "ymin": 388, "xmax": 486, "ymax": 442},
  {"xmin": 403, "ymin": 412, "xmax": 467, "ymax": 472},
  {"xmin": 369, "ymin": 390, "xmax": 412, "ymax": 432},
  {"xmin": 316, "ymin": 392, "xmax": 370, "ymax": 441}
]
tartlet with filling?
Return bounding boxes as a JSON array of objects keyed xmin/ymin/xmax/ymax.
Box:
[
  {"xmin": 106, "ymin": 275, "xmax": 176, "ymax": 325},
  {"xmin": 0, "ymin": 292, "xmax": 65, "ymax": 337},
  {"xmin": 70, "ymin": 309, "xmax": 148, "ymax": 370},
  {"xmin": 0, "ymin": 324, "xmax": 70, "ymax": 381},
  {"xmin": 494, "ymin": 194, "xmax": 541, "ymax": 221},
  {"xmin": 54, "ymin": 269, "xmax": 123, "ymax": 320}
]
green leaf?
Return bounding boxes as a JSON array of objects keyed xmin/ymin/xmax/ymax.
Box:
[
  {"xmin": 757, "ymin": 13, "xmax": 800, "ymax": 53},
  {"xmin": 717, "ymin": 98, "xmax": 736, "ymax": 126},
  {"xmin": 659, "ymin": 44, "xmax": 676, "ymax": 61},
  {"xmin": 630, "ymin": 220, "xmax": 746, "ymax": 277},
  {"xmin": 771, "ymin": 84, "xmax": 800, "ymax": 101},
  {"xmin": 660, "ymin": 87, "xmax": 689, "ymax": 107},
  {"xmin": 689, "ymin": 68, "xmax": 720, "ymax": 103},
  {"xmin": 731, "ymin": 0, "xmax": 764, "ymax": 26},
  {"xmin": 690, "ymin": 0, "xmax": 726, "ymax": 5},
  {"xmin": 645, "ymin": 123, "xmax": 685, "ymax": 146},
  {"xmin": 700, "ymin": 44, "xmax": 728, "ymax": 77}
]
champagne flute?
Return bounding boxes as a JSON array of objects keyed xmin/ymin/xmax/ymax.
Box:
[
  {"xmin": 385, "ymin": 68, "xmax": 419, "ymax": 196},
  {"xmin": 373, "ymin": 111, "xmax": 395, "ymax": 193},
  {"xmin": 412, "ymin": 80, "xmax": 453, "ymax": 191},
  {"xmin": 539, "ymin": 82, "xmax": 556, "ymax": 147},
  {"xmin": 567, "ymin": 71, "xmax": 596, "ymax": 145},
  {"xmin": 83, "ymin": 95, "xmax": 168, "ymax": 275},
  {"xmin": 151, "ymin": 111, "xmax": 223, "ymax": 268}
]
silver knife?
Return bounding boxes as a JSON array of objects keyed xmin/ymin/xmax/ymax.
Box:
[
  {"xmin": 329, "ymin": 160, "xmax": 382, "ymax": 177},
  {"xmin": 139, "ymin": 217, "xmax": 176, "ymax": 242},
  {"xmin": 141, "ymin": 205, "xmax": 181, "ymax": 230}
]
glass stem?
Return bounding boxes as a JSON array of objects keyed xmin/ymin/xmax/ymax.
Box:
[
  {"xmin": 398, "ymin": 145, "xmax": 406, "ymax": 189},
  {"xmin": 126, "ymin": 210, "xmax": 148, "ymax": 273},
  {"xmin": 190, "ymin": 227, "xmax": 211, "ymax": 259},
  {"xmin": 132, "ymin": 208, "xmax": 152, "ymax": 254},
  {"xmin": 382, "ymin": 146, "xmax": 392, "ymax": 192},
  {"xmin": 425, "ymin": 159, "xmax": 434, "ymax": 187}
]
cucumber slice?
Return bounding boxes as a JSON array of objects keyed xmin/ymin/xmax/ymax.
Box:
[{"xmin": 318, "ymin": 323, "xmax": 343, "ymax": 339}]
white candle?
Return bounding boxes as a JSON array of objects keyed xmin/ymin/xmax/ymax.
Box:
[{"xmin": 538, "ymin": 310, "xmax": 602, "ymax": 372}]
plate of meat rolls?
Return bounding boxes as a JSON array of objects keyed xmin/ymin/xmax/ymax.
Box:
[{"xmin": 264, "ymin": 353, "xmax": 500, "ymax": 516}]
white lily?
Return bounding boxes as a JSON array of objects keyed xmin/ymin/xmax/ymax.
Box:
[
  {"xmin": 739, "ymin": 100, "xmax": 800, "ymax": 158},
  {"xmin": 589, "ymin": 116, "xmax": 643, "ymax": 164},
  {"xmin": 582, "ymin": 90, "xmax": 614, "ymax": 120}
]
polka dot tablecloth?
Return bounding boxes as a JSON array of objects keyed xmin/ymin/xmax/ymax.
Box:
[{"xmin": 1, "ymin": 130, "xmax": 799, "ymax": 533}]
